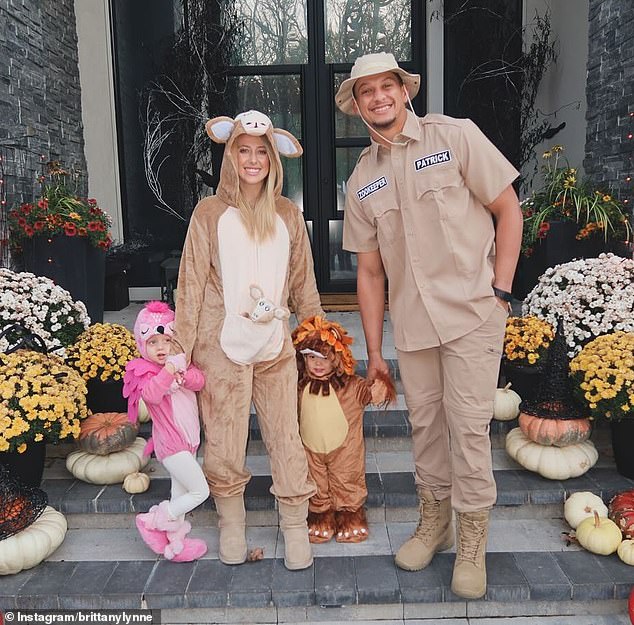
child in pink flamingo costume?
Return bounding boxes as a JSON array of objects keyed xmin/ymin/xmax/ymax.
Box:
[{"xmin": 124, "ymin": 301, "xmax": 209, "ymax": 561}]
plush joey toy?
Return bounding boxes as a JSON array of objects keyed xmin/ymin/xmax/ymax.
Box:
[{"xmin": 244, "ymin": 285, "xmax": 291, "ymax": 323}]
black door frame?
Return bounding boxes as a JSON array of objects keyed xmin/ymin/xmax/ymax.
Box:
[{"xmin": 222, "ymin": 0, "xmax": 426, "ymax": 293}]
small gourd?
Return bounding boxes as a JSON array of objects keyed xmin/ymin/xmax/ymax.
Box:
[
  {"xmin": 78, "ymin": 412, "xmax": 138, "ymax": 455},
  {"xmin": 505, "ymin": 427, "xmax": 598, "ymax": 480},
  {"xmin": 0, "ymin": 506, "xmax": 67, "ymax": 575},
  {"xmin": 137, "ymin": 398, "xmax": 151, "ymax": 423},
  {"xmin": 609, "ymin": 490, "xmax": 634, "ymax": 539},
  {"xmin": 564, "ymin": 491, "xmax": 608, "ymax": 529},
  {"xmin": 618, "ymin": 539, "xmax": 634, "ymax": 566},
  {"xmin": 123, "ymin": 471, "xmax": 150, "ymax": 494},
  {"xmin": 575, "ymin": 510, "xmax": 622, "ymax": 555},
  {"xmin": 493, "ymin": 383, "xmax": 521, "ymax": 421},
  {"xmin": 66, "ymin": 437, "xmax": 149, "ymax": 484}
]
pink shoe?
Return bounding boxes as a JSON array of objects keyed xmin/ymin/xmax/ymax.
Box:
[
  {"xmin": 146, "ymin": 500, "xmax": 182, "ymax": 532},
  {"xmin": 136, "ymin": 512, "xmax": 168, "ymax": 555},
  {"xmin": 164, "ymin": 519, "xmax": 192, "ymax": 559},
  {"xmin": 169, "ymin": 537, "xmax": 208, "ymax": 562}
]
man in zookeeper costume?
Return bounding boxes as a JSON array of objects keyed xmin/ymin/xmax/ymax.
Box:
[
  {"xmin": 171, "ymin": 110, "xmax": 323, "ymax": 571},
  {"xmin": 337, "ymin": 52, "xmax": 523, "ymax": 598}
]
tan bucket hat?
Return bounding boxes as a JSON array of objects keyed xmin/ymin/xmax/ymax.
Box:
[{"xmin": 335, "ymin": 52, "xmax": 421, "ymax": 115}]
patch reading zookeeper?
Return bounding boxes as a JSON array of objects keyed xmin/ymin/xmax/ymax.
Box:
[
  {"xmin": 415, "ymin": 149, "xmax": 452, "ymax": 171},
  {"xmin": 357, "ymin": 176, "xmax": 388, "ymax": 201}
]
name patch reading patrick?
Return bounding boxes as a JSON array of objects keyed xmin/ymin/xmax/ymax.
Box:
[
  {"xmin": 357, "ymin": 176, "xmax": 387, "ymax": 201},
  {"xmin": 415, "ymin": 150, "xmax": 452, "ymax": 171}
]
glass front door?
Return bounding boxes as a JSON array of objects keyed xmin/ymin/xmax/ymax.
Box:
[{"xmin": 228, "ymin": 0, "xmax": 424, "ymax": 292}]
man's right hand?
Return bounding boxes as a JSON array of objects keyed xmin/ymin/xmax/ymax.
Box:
[{"xmin": 367, "ymin": 353, "xmax": 389, "ymax": 382}]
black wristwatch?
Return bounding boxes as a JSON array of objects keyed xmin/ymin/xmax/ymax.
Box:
[{"xmin": 493, "ymin": 287, "xmax": 513, "ymax": 303}]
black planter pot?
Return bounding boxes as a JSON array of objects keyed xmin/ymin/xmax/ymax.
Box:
[
  {"xmin": 610, "ymin": 420, "xmax": 634, "ymax": 479},
  {"xmin": 502, "ymin": 361, "xmax": 542, "ymax": 405},
  {"xmin": 21, "ymin": 235, "xmax": 105, "ymax": 323},
  {"xmin": 0, "ymin": 440, "xmax": 46, "ymax": 487},
  {"xmin": 86, "ymin": 378, "xmax": 128, "ymax": 414},
  {"xmin": 513, "ymin": 221, "xmax": 612, "ymax": 299}
]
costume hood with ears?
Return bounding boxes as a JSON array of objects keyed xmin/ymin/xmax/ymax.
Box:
[
  {"xmin": 134, "ymin": 301, "xmax": 175, "ymax": 360},
  {"xmin": 205, "ymin": 110, "xmax": 303, "ymax": 207}
]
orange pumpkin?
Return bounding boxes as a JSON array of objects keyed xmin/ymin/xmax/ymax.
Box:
[
  {"xmin": 518, "ymin": 412, "xmax": 592, "ymax": 447},
  {"xmin": 78, "ymin": 412, "xmax": 138, "ymax": 455}
]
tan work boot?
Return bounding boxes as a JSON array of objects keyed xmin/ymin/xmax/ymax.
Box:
[
  {"xmin": 394, "ymin": 488, "xmax": 454, "ymax": 571},
  {"xmin": 214, "ymin": 495, "xmax": 247, "ymax": 565},
  {"xmin": 451, "ymin": 508, "xmax": 490, "ymax": 599},
  {"xmin": 278, "ymin": 501, "xmax": 313, "ymax": 570}
]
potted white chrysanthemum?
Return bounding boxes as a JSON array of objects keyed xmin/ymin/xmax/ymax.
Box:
[
  {"xmin": 0, "ymin": 269, "xmax": 90, "ymax": 356},
  {"xmin": 522, "ymin": 253, "xmax": 634, "ymax": 358}
]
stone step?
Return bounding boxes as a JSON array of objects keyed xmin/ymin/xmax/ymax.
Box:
[{"xmin": 2, "ymin": 550, "xmax": 632, "ymax": 621}]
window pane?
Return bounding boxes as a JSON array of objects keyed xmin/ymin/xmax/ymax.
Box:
[
  {"xmin": 329, "ymin": 220, "xmax": 357, "ymax": 281},
  {"xmin": 226, "ymin": 75, "xmax": 303, "ymax": 210},
  {"xmin": 324, "ymin": 0, "xmax": 412, "ymax": 64},
  {"xmin": 336, "ymin": 146, "xmax": 364, "ymax": 212},
  {"xmin": 229, "ymin": 0, "xmax": 308, "ymax": 65},
  {"xmin": 334, "ymin": 73, "xmax": 369, "ymax": 138}
]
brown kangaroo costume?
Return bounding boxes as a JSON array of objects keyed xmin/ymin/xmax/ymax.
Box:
[
  {"xmin": 172, "ymin": 111, "xmax": 323, "ymax": 570},
  {"xmin": 292, "ymin": 316, "xmax": 395, "ymax": 543}
]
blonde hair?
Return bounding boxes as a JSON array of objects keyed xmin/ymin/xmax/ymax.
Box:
[{"xmin": 233, "ymin": 136, "xmax": 279, "ymax": 242}]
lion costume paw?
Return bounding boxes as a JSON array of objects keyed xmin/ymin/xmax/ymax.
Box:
[
  {"xmin": 307, "ymin": 509, "xmax": 336, "ymax": 543},
  {"xmin": 335, "ymin": 508, "xmax": 369, "ymax": 543}
]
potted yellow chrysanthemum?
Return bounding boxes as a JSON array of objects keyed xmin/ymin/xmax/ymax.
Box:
[
  {"xmin": 502, "ymin": 316, "xmax": 555, "ymax": 403},
  {"xmin": 0, "ymin": 350, "xmax": 88, "ymax": 486},
  {"xmin": 570, "ymin": 331, "xmax": 634, "ymax": 478},
  {"xmin": 65, "ymin": 323, "xmax": 138, "ymax": 414}
]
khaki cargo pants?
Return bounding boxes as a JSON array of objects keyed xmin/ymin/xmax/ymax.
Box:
[{"xmin": 397, "ymin": 305, "xmax": 507, "ymax": 512}]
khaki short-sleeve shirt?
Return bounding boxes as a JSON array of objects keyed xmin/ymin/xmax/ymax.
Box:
[{"xmin": 342, "ymin": 112, "xmax": 519, "ymax": 351}]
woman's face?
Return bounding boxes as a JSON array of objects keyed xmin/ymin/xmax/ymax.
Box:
[{"xmin": 235, "ymin": 134, "xmax": 270, "ymax": 192}]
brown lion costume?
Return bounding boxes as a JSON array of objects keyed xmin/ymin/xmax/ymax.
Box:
[{"xmin": 292, "ymin": 316, "xmax": 395, "ymax": 543}]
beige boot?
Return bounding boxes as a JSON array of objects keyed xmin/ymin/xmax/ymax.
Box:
[
  {"xmin": 214, "ymin": 495, "xmax": 247, "ymax": 565},
  {"xmin": 394, "ymin": 488, "xmax": 454, "ymax": 571},
  {"xmin": 451, "ymin": 508, "xmax": 490, "ymax": 599},
  {"xmin": 278, "ymin": 501, "xmax": 313, "ymax": 570}
]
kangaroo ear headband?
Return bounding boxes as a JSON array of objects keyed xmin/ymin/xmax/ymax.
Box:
[{"xmin": 205, "ymin": 110, "xmax": 303, "ymax": 158}]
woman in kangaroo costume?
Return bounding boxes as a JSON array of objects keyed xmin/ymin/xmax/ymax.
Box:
[{"xmin": 171, "ymin": 110, "xmax": 323, "ymax": 570}]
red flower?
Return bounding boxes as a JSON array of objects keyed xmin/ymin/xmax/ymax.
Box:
[
  {"xmin": 21, "ymin": 203, "xmax": 33, "ymax": 214},
  {"xmin": 18, "ymin": 217, "xmax": 26, "ymax": 227},
  {"xmin": 78, "ymin": 227, "xmax": 87, "ymax": 237},
  {"xmin": 88, "ymin": 221, "xmax": 100, "ymax": 231},
  {"xmin": 88, "ymin": 199, "xmax": 97, "ymax": 206},
  {"xmin": 96, "ymin": 222, "xmax": 105, "ymax": 232},
  {"xmin": 24, "ymin": 225, "xmax": 34, "ymax": 236},
  {"xmin": 37, "ymin": 199, "xmax": 48, "ymax": 209},
  {"xmin": 64, "ymin": 222, "xmax": 77, "ymax": 236},
  {"xmin": 34, "ymin": 221, "xmax": 45, "ymax": 231}
]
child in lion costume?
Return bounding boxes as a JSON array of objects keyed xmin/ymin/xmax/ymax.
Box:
[{"xmin": 292, "ymin": 316, "xmax": 395, "ymax": 543}]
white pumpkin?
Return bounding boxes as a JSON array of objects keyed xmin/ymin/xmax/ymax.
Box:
[
  {"xmin": 122, "ymin": 471, "xmax": 150, "ymax": 494},
  {"xmin": 137, "ymin": 398, "xmax": 151, "ymax": 423},
  {"xmin": 66, "ymin": 437, "xmax": 149, "ymax": 484},
  {"xmin": 618, "ymin": 539, "xmax": 634, "ymax": 566},
  {"xmin": 564, "ymin": 491, "xmax": 608, "ymax": 529},
  {"xmin": 493, "ymin": 383, "xmax": 521, "ymax": 421},
  {"xmin": 505, "ymin": 427, "xmax": 598, "ymax": 480},
  {"xmin": 576, "ymin": 511, "xmax": 622, "ymax": 555},
  {"xmin": 0, "ymin": 506, "xmax": 67, "ymax": 575}
]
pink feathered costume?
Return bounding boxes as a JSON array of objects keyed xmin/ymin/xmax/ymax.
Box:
[{"xmin": 123, "ymin": 301, "xmax": 209, "ymax": 562}]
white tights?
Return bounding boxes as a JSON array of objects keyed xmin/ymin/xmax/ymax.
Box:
[{"xmin": 162, "ymin": 450, "xmax": 210, "ymax": 520}]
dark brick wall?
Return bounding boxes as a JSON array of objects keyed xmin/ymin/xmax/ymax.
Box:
[
  {"xmin": 585, "ymin": 0, "xmax": 634, "ymax": 205},
  {"xmin": 0, "ymin": 0, "xmax": 86, "ymax": 205}
]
